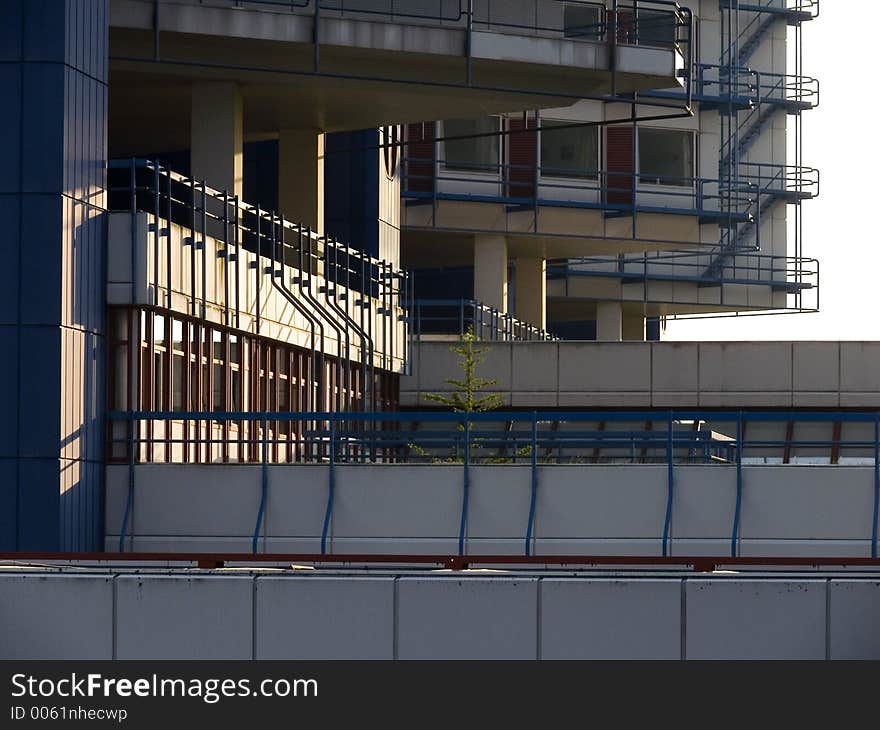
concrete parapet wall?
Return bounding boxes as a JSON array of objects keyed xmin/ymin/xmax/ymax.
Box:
[
  {"xmin": 403, "ymin": 341, "xmax": 880, "ymax": 409},
  {"xmin": 3, "ymin": 571, "xmax": 880, "ymax": 659},
  {"xmin": 106, "ymin": 463, "xmax": 876, "ymax": 557}
]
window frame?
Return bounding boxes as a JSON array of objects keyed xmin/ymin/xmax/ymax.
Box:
[
  {"xmin": 539, "ymin": 119, "xmax": 602, "ymax": 181},
  {"xmin": 636, "ymin": 127, "xmax": 697, "ymax": 188}
]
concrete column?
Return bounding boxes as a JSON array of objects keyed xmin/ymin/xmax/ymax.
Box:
[
  {"xmin": 279, "ymin": 129, "xmax": 325, "ymax": 232},
  {"xmin": 473, "ymin": 235, "xmax": 508, "ymax": 313},
  {"xmin": 623, "ymin": 311, "xmax": 646, "ymax": 341},
  {"xmin": 596, "ymin": 302, "xmax": 623, "ymax": 341},
  {"xmin": 191, "ymin": 82, "xmax": 243, "ymax": 196},
  {"xmin": 514, "ymin": 257, "xmax": 546, "ymax": 329}
]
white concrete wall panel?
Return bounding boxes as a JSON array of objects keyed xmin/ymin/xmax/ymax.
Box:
[
  {"xmin": 468, "ymin": 466, "xmax": 532, "ymax": 542},
  {"xmin": 396, "ymin": 577, "xmax": 539, "ymax": 659},
  {"xmin": 255, "ymin": 577, "xmax": 395, "ymax": 659},
  {"xmin": 264, "ymin": 465, "xmax": 329, "ymax": 539},
  {"xmin": 739, "ymin": 467, "xmax": 873, "ymax": 542},
  {"xmin": 115, "ymin": 575, "xmax": 253, "ymax": 659},
  {"xmin": 8, "ymin": 572, "xmax": 880, "ymax": 660},
  {"xmin": 828, "ymin": 581, "xmax": 880, "ymax": 660},
  {"xmin": 0, "ymin": 574, "xmax": 113, "ymax": 659},
  {"xmin": 540, "ymin": 579, "xmax": 681, "ymax": 659},
  {"xmin": 685, "ymin": 580, "xmax": 826, "ymax": 659},
  {"xmin": 404, "ymin": 342, "xmax": 880, "ymax": 409},
  {"xmin": 333, "ymin": 466, "xmax": 461, "ymax": 542},
  {"xmin": 535, "ymin": 466, "xmax": 666, "ymax": 541},
  {"xmin": 108, "ymin": 463, "xmax": 880, "ymax": 557}
]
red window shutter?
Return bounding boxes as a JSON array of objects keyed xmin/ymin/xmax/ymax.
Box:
[
  {"xmin": 405, "ymin": 122, "xmax": 436, "ymax": 194},
  {"xmin": 606, "ymin": 126, "xmax": 634, "ymax": 206},
  {"xmin": 506, "ymin": 115, "xmax": 537, "ymax": 200}
]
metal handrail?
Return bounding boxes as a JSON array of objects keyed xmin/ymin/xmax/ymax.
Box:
[
  {"xmin": 107, "ymin": 158, "xmax": 412, "ymax": 380},
  {"xmin": 403, "ymin": 157, "xmax": 758, "ymax": 219},
  {"xmin": 109, "ymin": 408, "xmax": 880, "ymax": 557},
  {"xmin": 413, "ymin": 299, "xmax": 557, "ymax": 342},
  {"xmin": 552, "ymin": 251, "xmax": 818, "ymax": 290}
]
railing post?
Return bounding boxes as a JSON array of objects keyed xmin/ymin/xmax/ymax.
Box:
[
  {"xmin": 459, "ymin": 413, "xmax": 471, "ymax": 555},
  {"xmin": 129, "ymin": 159, "xmax": 137, "ymax": 306},
  {"xmin": 731, "ymin": 411, "xmax": 744, "ymax": 558},
  {"xmin": 321, "ymin": 416, "xmax": 336, "ymax": 555},
  {"xmin": 119, "ymin": 412, "xmax": 136, "ymax": 553},
  {"xmin": 465, "ymin": 0, "xmax": 473, "ymax": 85},
  {"xmin": 525, "ymin": 412, "xmax": 538, "ymax": 556},
  {"xmin": 313, "ymin": 0, "xmax": 321, "ymax": 72},
  {"xmin": 873, "ymin": 416, "xmax": 879, "ymax": 559},
  {"xmin": 662, "ymin": 410, "xmax": 674, "ymax": 557},
  {"xmin": 253, "ymin": 413, "xmax": 268, "ymax": 554}
]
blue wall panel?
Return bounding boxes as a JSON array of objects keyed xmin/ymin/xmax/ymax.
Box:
[
  {"xmin": 0, "ymin": 196, "xmax": 21, "ymax": 326},
  {"xmin": 0, "ymin": 66, "xmax": 22, "ymax": 193},
  {"xmin": 0, "ymin": 328, "xmax": 20, "ymax": 459},
  {"xmin": 3, "ymin": 0, "xmax": 108, "ymax": 551}
]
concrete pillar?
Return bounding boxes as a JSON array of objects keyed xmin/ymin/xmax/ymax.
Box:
[
  {"xmin": 191, "ymin": 82, "xmax": 243, "ymax": 196},
  {"xmin": 279, "ymin": 129, "xmax": 325, "ymax": 232},
  {"xmin": 514, "ymin": 257, "xmax": 546, "ymax": 329},
  {"xmin": 596, "ymin": 302, "xmax": 623, "ymax": 341},
  {"xmin": 2, "ymin": 1, "xmax": 109, "ymax": 550},
  {"xmin": 623, "ymin": 311, "xmax": 647, "ymax": 341},
  {"xmin": 473, "ymin": 235, "xmax": 508, "ymax": 313}
]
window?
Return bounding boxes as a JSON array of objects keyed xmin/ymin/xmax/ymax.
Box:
[
  {"xmin": 443, "ymin": 117, "xmax": 500, "ymax": 173},
  {"xmin": 540, "ymin": 120, "xmax": 599, "ymax": 179},
  {"xmin": 635, "ymin": 9, "xmax": 677, "ymax": 48},
  {"xmin": 638, "ymin": 128, "xmax": 694, "ymax": 186},
  {"xmin": 563, "ymin": 3, "xmax": 603, "ymax": 40}
]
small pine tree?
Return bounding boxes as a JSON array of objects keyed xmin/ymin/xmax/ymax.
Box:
[{"xmin": 423, "ymin": 326, "xmax": 504, "ymax": 413}]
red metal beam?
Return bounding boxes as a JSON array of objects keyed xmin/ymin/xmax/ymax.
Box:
[{"xmin": 4, "ymin": 552, "xmax": 880, "ymax": 573}]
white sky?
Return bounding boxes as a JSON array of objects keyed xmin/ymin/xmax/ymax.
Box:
[{"xmin": 666, "ymin": 2, "xmax": 879, "ymax": 341}]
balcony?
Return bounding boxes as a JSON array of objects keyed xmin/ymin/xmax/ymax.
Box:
[
  {"xmin": 547, "ymin": 251, "xmax": 819, "ymax": 317},
  {"xmin": 106, "ymin": 159, "xmax": 410, "ymax": 374},
  {"xmin": 110, "ymin": 0, "xmax": 692, "ymax": 141}
]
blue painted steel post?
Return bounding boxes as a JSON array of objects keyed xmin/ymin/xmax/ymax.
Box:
[
  {"xmin": 321, "ymin": 417, "xmax": 336, "ymax": 555},
  {"xmin": 731, "ymin": 412, "xmax": 744, "ymax": 557},
  {"xmin": 253, "ymin": 414, "xmax": 269, "ymax": 554},
  {"xmin": 873, "ymin": 416, "xmax": 879, "ymax": 559},
  {"xmin": 525, "ymin": 412, "xmax": 538, "ymax": 556},
  {"xmin": 459, "ymin": 414, "xmax": 471, "ymax": 555},
  {"xmin": 119, "ymin": 413, "xmax": 136, "ymax": 553},
  {"xmin": 465, "ymin": 0, "xmax": 473, "ymax": 85},
  {"xmin": 662, "ymin": 411, "xmax": 674, "ymax": 556}
]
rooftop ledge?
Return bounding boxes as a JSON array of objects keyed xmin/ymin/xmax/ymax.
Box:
[{"xmin": 110, "ymin": 0, "xmax": 687, "ymax": 130}]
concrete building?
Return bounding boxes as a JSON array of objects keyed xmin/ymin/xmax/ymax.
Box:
[
  {"xmin": 400, "ymin": 0, "xmax": 819, "ymax": 340},
  {"xmin": 12, "ymin": 1, "xmax": 880, "ymax": 663}
]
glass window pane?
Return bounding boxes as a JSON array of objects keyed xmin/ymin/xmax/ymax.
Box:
[
  {"xmin": 443, "ymin": 118, "xmax": 500, "ymax": 172},
  {"xmin": 636, "ymin": 10, "xmax": 677, "ymax": 48},
  {"xmin": 540, "ymin": 121, "xmax": 599, "ymax": 179},
  {"xmin": 638, "ymin": 128, "xmax": 694, "ymax": 186},
  {"xmin": 564, "ymin": 4, "xmax": 603, "ymax": 40}
]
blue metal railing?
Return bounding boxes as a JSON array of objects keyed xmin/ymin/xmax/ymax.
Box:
[
  {"xmin": 175, "ymin": 0, "xmax": 694, "ymax": 106},
  {"xmin": 549, "ymin": 251, "xmax": 819, "ymax": 311},
  {"xmin": 403, "ymin": 157, "xmax": 758, "ymax": 224},
  {"xmin": 413, "ymin": 299, "xmax": 556, "ymax": 341},
  {"xmin": 110, "ymin": 409, "xmax": 880, "ymax": 560}
]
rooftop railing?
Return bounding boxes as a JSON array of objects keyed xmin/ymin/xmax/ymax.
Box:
[
  {"xmin": 550, "ymin": 251, "xmax": 819, "ymax": 311},
  {"xmin": 108, "ymin": 408, "xmax": 880, "ymax": 557},
  {"xmin": 413, "ymin": 299, "xmax": 557, "ymax": 341},
  {"xmin": 403, "ymin": 157, "xmax": 758, "ymax": 223}
]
